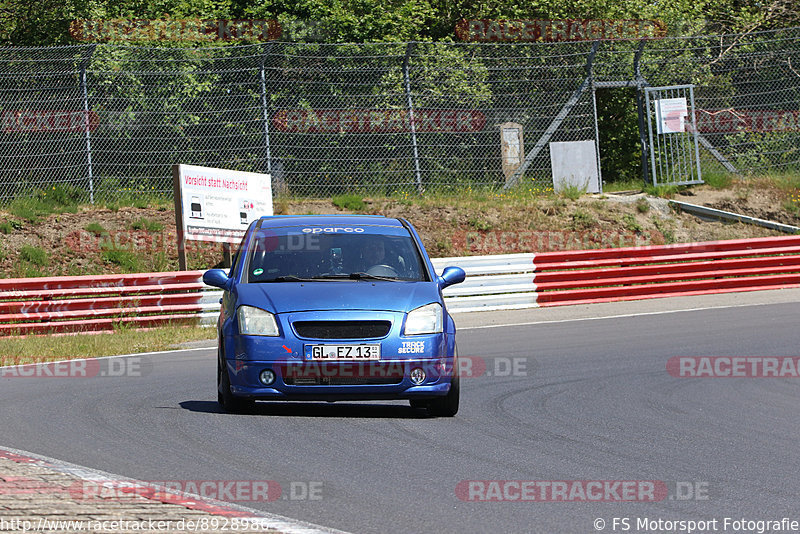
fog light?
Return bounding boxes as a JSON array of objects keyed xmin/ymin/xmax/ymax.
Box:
[
  {"xmin": 259, "ymin": 369, "xmax": 276, "ymax": 386},
  {"xmin": 410, "ymin": 367, "xmax": 426, "ymax": 385}
]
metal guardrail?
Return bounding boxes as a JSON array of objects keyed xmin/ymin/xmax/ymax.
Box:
[
  {"xmin": 0, "ymin": 271, "xmax": 218, "ymax": 336},
  {"xmin": 434, "ymin": 235, "xmax": 800, "ymax": 312},
  {"xmin": 669, "ymin": 200, "xmax": 800, "ymax": 234},
  {"xmin": 3, "ymin": 235, "xmax": 800, "ymax": 335}
]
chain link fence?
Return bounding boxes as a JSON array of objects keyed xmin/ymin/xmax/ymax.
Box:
[{"xmin": 0, "ymin": 27, "xmax": 798, "ymax": 203}]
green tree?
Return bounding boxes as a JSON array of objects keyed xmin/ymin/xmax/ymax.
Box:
[{"xmin": 2, "ymin": 0, "xmax": 799, "ymax": 45}]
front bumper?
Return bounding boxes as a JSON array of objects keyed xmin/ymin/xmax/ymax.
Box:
[
  {"xmin": 227, "ymin": 358, "xmax": 454, "ymax": 401},
  {"xmin": 223, "ymin": 310, "xmax": 456, "ymax": 401}
]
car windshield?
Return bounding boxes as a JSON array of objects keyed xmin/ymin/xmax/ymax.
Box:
[{"xmin": 244, "ymin": 228, "xmax": 428, "ymax": 283}]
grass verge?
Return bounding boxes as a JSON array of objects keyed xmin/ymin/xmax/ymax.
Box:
[{"xmin": 0, "ymin": 325, "xmax": 217, "ymax": 361}]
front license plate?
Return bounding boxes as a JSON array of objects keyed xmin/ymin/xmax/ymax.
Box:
[{"xmin": 306, "ymin": 344, "xmax": 381, "ymax": 360}]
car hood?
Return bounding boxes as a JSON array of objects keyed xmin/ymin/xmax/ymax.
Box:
[{"xmin": 235, "ymin": 281, "xmax": 442, "ymax": 314}]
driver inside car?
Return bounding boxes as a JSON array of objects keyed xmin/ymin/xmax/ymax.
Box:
[
  {"xmin": 360, "ymin": 237, "xmax": 386, "ymax": 270},
  {"xmin": 353, "ymin": 236, "xmax": 401, "ymax": 278}
]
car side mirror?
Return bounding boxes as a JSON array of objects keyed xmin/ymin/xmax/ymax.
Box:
[
  {"xmin": 203, "ymin": 268, "xmax": 232, "ymax": 290},
  {"xmin": 438, "ymin": 266, "xmax": 466, "ymax": 289}
]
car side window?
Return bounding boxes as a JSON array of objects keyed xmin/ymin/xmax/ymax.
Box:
[{"xmin": 229, "ymin": 233, "xmax": 247, "ymax": 279}]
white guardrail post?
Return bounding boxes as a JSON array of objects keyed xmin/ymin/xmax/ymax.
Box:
[
  {"xmin": 432, "ymin": 254, "xmax": 539, "ymax": 313},
  {"xmin": 199, "ymin": 255, "xmax": 540, "ymax": 322}
]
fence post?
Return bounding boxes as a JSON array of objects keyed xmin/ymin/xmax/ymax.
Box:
[
  {"xmin": 634, "ymin": 40, "xmax": 650, "ymax": 186},
  {"xmin": 403, "ymin": 42, "xmax": 423, "ymax": 194},
  {"xmin": 79, "ymin": 44, "xmax": 97, "ymax": 204},
  {"xmin": 259, "ymin": 44, "xmax": 273, "ymax": 176}
]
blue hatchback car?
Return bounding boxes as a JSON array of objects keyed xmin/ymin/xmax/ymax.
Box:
[{"xmin": 203, "ymin": 215, "xmax": 466, "ymax": 416}]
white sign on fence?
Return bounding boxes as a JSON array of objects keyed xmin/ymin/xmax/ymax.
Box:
[
  {"xmin": 655, "ymin": 97, "xmax": 688, "ymax": 134},
  {"xmin": 173, "ymin": 164, "xmax": 273, "ymax": 244}
]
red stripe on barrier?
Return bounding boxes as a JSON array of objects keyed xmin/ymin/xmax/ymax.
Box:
[
  {"xmin": 536, "ymin": 273, "xmax": 800, "ymax": 304},
  {"xmin": 0, "ymin": 293, "xmax": 205, "ymax": 315},
  {"xmin": 0, "ymin": 314, "xmax": 202, "ymax": 336},
  {"xmin": 0, "ymin": 303, "xmax": 207, "ymax": 323},
  {"xmin": 533, "ymin": 254, "xmax": 800, "ymax": 283},
  {"xmin": 0, "ymin": 270, "xmax": 213, "ymax": 337},
  {"xmin": 536, "ymin": 264, "xmax": 800, "ymax": 291},
  {"xmin": 0, "ymin": 271, "xmax": 204, "ymax": 292},
  {"xmin": 4, "ymin": 237, "xmax": 800, "ymax": 337},
  {"xmin": 532, "ymin": 235, "xmax": 800, "ymax": 264},
  {"xmin": 534, "ymin": 245, "xmax": 800, "ymax": 271},
  {"xmin": 538, "ymin": 283, "xmax": 800, "ymax": 307},
  {"xmin": 0, "ymin": 282, "xmax": 205, "ymax": 301}
]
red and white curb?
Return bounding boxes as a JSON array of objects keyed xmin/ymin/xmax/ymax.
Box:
[{"xmin": 0, "ymin": 445, "xmax": 350, "ymax": 534}]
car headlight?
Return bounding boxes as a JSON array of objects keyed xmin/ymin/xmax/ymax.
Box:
[
  {"xmin": 237, "ymin": 306, "xmax": 279, "ymax": 336},
  {"xmin": 404, "ymin": 303, "xmax": 443, "ymax": 335}
]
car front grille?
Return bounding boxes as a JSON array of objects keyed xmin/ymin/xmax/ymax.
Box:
[
  {"xmin": 285, "ymin": 376, "xmax": 402, "ymax": 386},
  {"xmin": 282, "ymin": 362, "xmax": 405, "ymax": 386},
  {"xmin": 293, "ymin": 320, "xmax": 391, "ymax": 339}
]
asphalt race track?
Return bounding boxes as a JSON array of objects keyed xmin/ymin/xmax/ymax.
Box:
[{"xmin": 3, "ymin": 296, "xmax": 800, "ymax": 533}]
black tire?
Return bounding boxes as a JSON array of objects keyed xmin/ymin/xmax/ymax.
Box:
[
  {"xmin": 409, "ymin": 399, "xmax": 428, "ymax": 410},
  {"xmin": 217, "ymin": 344, "xmax": 255, "ymax": 414},
  {"xmin": 427, "ymin": 371, "xmax": 459, "ymax": 417}
]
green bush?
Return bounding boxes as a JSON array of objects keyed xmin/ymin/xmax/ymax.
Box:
[
  {"xmin": 85, "ymin": 222, "xmax": 109, "ymax": 236},
  {"xmin": 19, "ymin": 245, "xmax": 48, "ymax": 267},
  {"xmin": 332, "ymin": 194, "xmax": 366, "ymax": 211},
  {"xmin": 703, "ymin": 172, "xmax": 734, "ymax": 189},
  {"xmin": 45, "ymin": 184, "xmax": 84, "ymax": 207},
  {"xmin": 101, "ymin": 250, "xmax": 142, "ymax": 272},
  {"xmin": 0, "ymin": 219, "xmax": 22, "ymax": 234},
  {"xmin": 571, "ymin": 209, "xmax": 596, "ymax": 230},
  {"xmin": 130, "ymin": 218, "xmax": 164, "ymax": 232},
  {"xmin": 596, "ymin": 87, "xmax": 642, "ymax": 184},
  {"xmin": 467, "ymin": 216, "xmax": 493, "ymax": 231},
  {"xmin": 6, "ymin": 184, "xmax": 83, "ymax": 223},
  {"xmin": 652, "ymin": 217, "xmax": 675, "ymax": 244},
  {"xmin": 560, "ymin": 184, "xmax": 586, "ymax": 200},
  {"xmin": 622, "ymin": 213, "xmax": 643, "ymax": 233},
  {"xmin": 9, "ymin": 199, "xmax": 46, "ymax": 222},
  {"xmin": 644, "ymin": 184, "xmax": 680, "ymax": 198}
]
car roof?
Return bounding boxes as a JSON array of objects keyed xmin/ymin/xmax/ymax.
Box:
[{"xmin": 257, "ymin": 214, "xmax": 404, "ymax": 229}]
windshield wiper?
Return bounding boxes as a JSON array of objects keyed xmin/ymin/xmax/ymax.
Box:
[
  {"xmin": 254, "ymin": 273, "xmax": 400, "ymax": 282},
  {"xmin": 255, "ymin": 274, "xmax": 359, "ymax": 282},
  {"xmin": 348, "ymin": 272, "xmax": 400, "ymax": 281},
  {"xmin": 255, "ymin": 275, "xmax": 317, "ymax": 282}
]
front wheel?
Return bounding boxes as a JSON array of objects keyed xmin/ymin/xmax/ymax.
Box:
[
  {"xmin": 409, "ymin": 399, "xmax": 428, "ymax": 410},
  {"xmin": 217, "ymin": 346, "xmax": 255, "ymax": 414},
  {"xmin": 427, "ymin": 371, "xmax": 459, "ymax": 417}
]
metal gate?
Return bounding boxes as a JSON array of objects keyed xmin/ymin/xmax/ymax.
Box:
[{"xmin": 644, "ymin": 85, "xmax": 703, "ymax": 186}]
